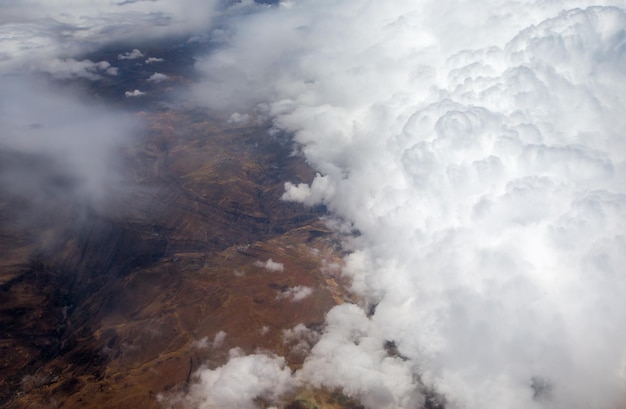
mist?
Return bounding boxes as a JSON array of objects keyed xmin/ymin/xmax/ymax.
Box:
[
  {"xmin": 189, "ymin": 1, "xmax": 626, "ymax": 409},
  {"xmin": 0, "ymin": 0, "xmax": 223, "ymax": 223},
  {"xmin": 0, "ymin": 76, "xmax": 143, "ymax": 226}
]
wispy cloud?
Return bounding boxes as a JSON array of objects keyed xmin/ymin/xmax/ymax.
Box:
[
  {"xmin": 0, "ymin": 76, "xmax": 140, "ymax": 216},
  {"xmin": 43, "ymin": 58, "xmax": 118, "ymax": 80}
]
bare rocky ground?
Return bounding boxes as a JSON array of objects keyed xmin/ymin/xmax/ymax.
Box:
[
  {"xmin": 0, "ymin": 39, "xmax": 378, "ymax": 408},
  {"xmin": 0, "ymin": 106, "xmax": 364, "ymax": 408}
]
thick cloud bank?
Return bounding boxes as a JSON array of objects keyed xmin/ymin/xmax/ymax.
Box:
[{"xmin": 192, "ymin": 1, "xmax": 626, "ymax": 409}]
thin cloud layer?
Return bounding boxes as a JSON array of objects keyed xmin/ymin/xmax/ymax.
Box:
[
  {"xmin": 192, "ymin": 1, "xmax": 626, "ymax": 409},
  {"xmin": 0, "ymin": 76, "xmax": 140, "ymax": 214}
]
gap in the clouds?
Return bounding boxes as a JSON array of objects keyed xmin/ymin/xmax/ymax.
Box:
[{"xmin": 60, "ymin": 37, "xmax": 205, "ymax": 110}]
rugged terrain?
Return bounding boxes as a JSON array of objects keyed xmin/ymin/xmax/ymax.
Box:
[{"xmin": 0, "ymin": 106, "xmax": 361, "ymax": 408}]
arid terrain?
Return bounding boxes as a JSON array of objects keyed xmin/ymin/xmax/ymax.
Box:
[{"xmin": 0, "ymin": 106, "xmax": 363, "ymax": 408}]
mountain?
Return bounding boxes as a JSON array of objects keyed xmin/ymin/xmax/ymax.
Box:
[{"xmin": 0, "ymin": 46, "xmax": 354, "ymax": 408}]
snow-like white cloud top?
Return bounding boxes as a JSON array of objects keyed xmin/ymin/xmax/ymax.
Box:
[{"xmin": 192, "ymin": 1, "xmax": 626, "ymax": 409}]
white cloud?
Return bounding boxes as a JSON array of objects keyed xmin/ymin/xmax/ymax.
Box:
[
  {"xmin": 254, "ymin": 258, "xmax": 284, "ymax": 272},
  {"xmin": 228, "ymin": 112, "xmax": 250, "ymax": 124},
  {"xmin": 118, "ymin": 48, "xmax": 144, "ymax": 60},
  {"xmin": 298, "ymin": 304, "xmax": 421, "ymax": 409},
  {"xmin": 124, "ymin": 89, "xmax": 146, "ymax": 97},
  {"xmin": 145, "ymin": 57, "xmax": 165, "ymax": 64},
  {"xmin": 0, "ymin": 76, "xmax": 139, "ymax": 212},
  {"xmin": 282, "ymin": 323, "xmax": 320, "ymax": 357},
  {"xmin": 41, "ymin": 58, "xmax": 118, "ymax": 80},
  {"xmin": 193, "ymin": 2, "xmax": 626, "ymax": 409},
  {"xmin": 147, "ymin": 72, "xmax": 168, "ymax": 82},
  {"xmin": 276, "ymin": 285, "xmax": 313, "ymax": 302},
  {"xmin": 0, "ymin": 0, "xmax": 220, "ymax": 73},
  {"xmin": 2, "ymin": 1, "xmax": 625, "ymax": 408},
  {"xmin": 164, "ymin": 349, "xmax": 296, "ymax": 409},
  {"xmin": 193, "ymin": 331, "xmax": 227, "ymax": 349}
]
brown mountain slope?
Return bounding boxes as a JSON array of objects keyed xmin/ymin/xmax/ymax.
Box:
[{"xmin": 0, "ymin": 110, "xmax": 353, "ymax": 408}]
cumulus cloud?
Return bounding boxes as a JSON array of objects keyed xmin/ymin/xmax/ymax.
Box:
[
  {"xmin": 299, "ymin": 304, "xmax": 421, "ymax": 409},
  {"xmin": 191, "ymin": 2, "xmax": 626, "ymax": 409},
  {"xmin": 145, "ymin": 57, "xmax": 165, "ymax": 64},
  {"xmin": 282, "ymin": 323, "xmax": 321, "ymax": 358},
  {"xmin": 163, "ymin": 349, "xmax": 296, "ymax": 409},
  {"xmin": 254, "ymin": 258, "xmax": 284, "ymax": 272},
  {"xmin": 147, "ymin": 72, "xmax": 168, "ymax": 82},
  {"xmin": 118, "ymin": 49, "xmax": 144, "ymax": 60},
  {"xmin": 276, "ymin": 285, "xmax": 313, "ymax": 302},
  {"xmin": 125, "ymin": 89, "xmax": 146, "ymax": 97}
]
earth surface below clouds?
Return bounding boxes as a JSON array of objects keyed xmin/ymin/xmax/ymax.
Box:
[{"xmin": 0, "ymin": 41, "xmax": 364, "ymax": 409}]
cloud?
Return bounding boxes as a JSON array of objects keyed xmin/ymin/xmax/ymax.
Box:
[
  {"xmin": 147, "ymin": 72, "xmax": 168, "ymax": 82},
  {"xmin": 193, "ymin": 331, "xmax": 227, "ymax": 349},
  {"xmin": 228, "ymin": 112, "xmax": 250, "ymax": 124},
  {"xmin": 282, "ymin": 323, "xmax": 320, "ymax": 357},
  {"xmin": 299, "ymin": 304, "xmax": 421, "ymax": 409},
  {"xmin": 125, "ymin": 89, "xmax": 146, "ymax": 97},
  {"xmin": 254, "ymin": 258, "xmax": 284, "ymax": 272},
  {"xmin": 2, "ymin": 1, "xmax": 625, "ymax": 408},
  {"xmin": 192, "ymin": 2, "xmax": 626, "ymax": 409},
  {"xmin": 42, "ymin": 58, "xmax": 118, "ymax": 80},
  {"xmin": 0, "ymin": 75, "xmax": 140, "ymax": 216},
  {"xmin": 145, "ymin": 57, "xmax": 165, "ymax": 64},
  {"xmin": 163, "ymin": 349, "xmax": 296, "ymax": 409},
  {"xmin": 276, "ymin": 286, "xmax": 313, "ymax": 302},
  {"xmin": 118, "ymin": 48, "xmax": 145, "ymax": 60},
  {"xmin": 0, "ymin": 0, "xmax": 221, "ymax": 74}
]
